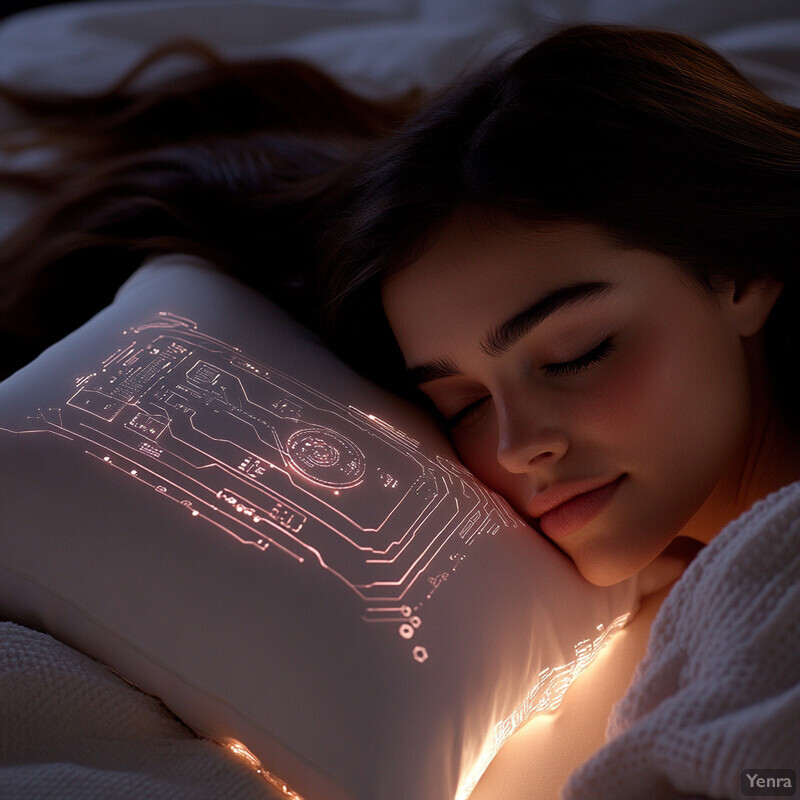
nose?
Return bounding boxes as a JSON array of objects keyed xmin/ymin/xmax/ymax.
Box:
[{"xmin": 495, "ymin": 401, "xmax": 569, "ymax": 475}]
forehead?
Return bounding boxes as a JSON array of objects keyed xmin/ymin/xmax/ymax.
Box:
[{"xmin": 381, "ymin": 214, "xmax": 625, "ymax": 362}]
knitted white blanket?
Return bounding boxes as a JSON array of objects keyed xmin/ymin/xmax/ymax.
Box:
[
  {"xmin": 0, "ymin": 621, "xmax": 279, "ymax": 800},
  {"xmin": 563, "ymin": 481, "xmax": 800, "ymax": 800}
]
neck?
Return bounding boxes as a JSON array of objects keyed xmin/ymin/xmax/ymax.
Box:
[{"xmin": 682, "ymin": 392, "xmax": 800, "ymax": 545}]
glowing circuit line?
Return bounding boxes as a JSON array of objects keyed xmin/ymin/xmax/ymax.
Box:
[{"xmin": 2, "ymin": 311, "xmax": 523, "ymax": 654}]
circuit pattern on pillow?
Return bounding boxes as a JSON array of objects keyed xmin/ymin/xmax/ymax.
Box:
[
  {"xmin": 0, "ymin": 257, "xmax": 638, "ymax": 800},
  {"xmin": 4, "ymin": 310, "xmax": 522, "ymax": 664}
]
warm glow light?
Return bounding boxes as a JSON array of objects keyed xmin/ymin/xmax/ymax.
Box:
[
  {"xmin": 455, "ymin": 612, "xmax": 632, "ymax": 800},
  {"xmin": 224, "ymin": 739, "xmax": 305, "ymax": 799}
]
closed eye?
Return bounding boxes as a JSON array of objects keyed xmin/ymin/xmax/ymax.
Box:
[
  {"xmin": 543, "ymin": 336, "xmax": 616, "ymax": 377},
  {"xmin": 441, "ymin": 336, "xmax": 616, "ymax": 428},
  {"xmin": 443, "ymin": 395, "xmax": 490, "ymax": 429}
]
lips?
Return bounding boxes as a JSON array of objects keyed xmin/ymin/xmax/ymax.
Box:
[{"xmin": 528, "ymin": 474, "xmax": 626, "ymax": 540}]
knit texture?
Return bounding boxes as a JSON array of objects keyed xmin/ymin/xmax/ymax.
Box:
[
  {"xmin": 0, "ymin": 621, "xmax": 280, "ymax": 800},
  {"xmin": 563, "ymin": 481, "xmax": 800, "ymax": 800}
]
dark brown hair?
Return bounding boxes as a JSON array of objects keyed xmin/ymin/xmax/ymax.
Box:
[
  {"xmin": 320, "ymin": 25, "xmax": 800, "ymax": 410},
  {"xmin": 3, "ymin": 25, "xmax": 800, "ymax": 416},
  {"xmin": 0, "ymin": 39, "xmax": 419, "ymax": 379}
]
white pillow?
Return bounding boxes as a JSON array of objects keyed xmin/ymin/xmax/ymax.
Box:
[{"xmin": 0, "ymin": 256, "xmax": 638, "ymax": 800}]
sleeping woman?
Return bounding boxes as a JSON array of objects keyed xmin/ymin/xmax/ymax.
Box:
[
  {"xmin": 320, "ymin": 23, "xmax": 800, "ymax": 586},
  {"xmin": 319, "ymin": 26, "xmax": 800, "ymax": 794},
  {"xmin": 1, "ymin": 23, "xmax": 798, "ymax": 797}
]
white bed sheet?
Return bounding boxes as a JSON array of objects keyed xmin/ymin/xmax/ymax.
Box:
[
  {"xmin": 2, "ymin": 0, "xmax": 800, "ymax": 97},
  {"xmin": 2, "ymin": 2, "xmax": 800, "ymax": 798},
  {"xmin": 2, "ymin": 0, "xmax": 800, "ymax": 243}
]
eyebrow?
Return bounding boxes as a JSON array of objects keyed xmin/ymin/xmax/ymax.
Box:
[
  {"xmin": 407, "ymin": 280, "xmax": 615, "ymax": 385},
  {"xmin": 481, "ymin": 281, "xmax": 614, "ymax": 356},
  {"xmin": 407, "ymin": 357, "xmax": 461, "ymax": 386}
]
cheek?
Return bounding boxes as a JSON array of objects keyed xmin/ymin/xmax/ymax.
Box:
[
  {"xmin": 451, "ymin": 420, "xmax": 499, "ymax": 483},
  {"xmin": 451, "ymin": 418, "xmax": 527, "ymax": 506},
  {"xmin": 556, "ymin": 345, "xmax": 660, "ymax": 447},
  {"xmin": 592, "ymin": 324, "xmax": 750, "ymax": 482}
]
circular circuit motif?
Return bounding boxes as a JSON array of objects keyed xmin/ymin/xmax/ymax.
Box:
[{"xmin": 286, "ymin": 427, "xmax": 366, "ymax": 488}]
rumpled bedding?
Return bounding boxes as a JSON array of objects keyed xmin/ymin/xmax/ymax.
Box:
[
  {"xmin": 3, "ymin": 0, "xmax": 800, "ymax": 243},
  {"xmin": 563, "ymin": 481, "xmax": 800, "ymax": 799},
  {"xmin": 0, "ymin": 621, "xmax": 282, "ymax": 800}
]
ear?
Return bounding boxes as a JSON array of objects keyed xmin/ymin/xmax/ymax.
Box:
[{"xmin": 723, "ymin": 277, "xmax": 783, "ymax": 337}]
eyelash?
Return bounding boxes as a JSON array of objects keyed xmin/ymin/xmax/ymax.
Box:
[
  {"xmin": 543, "ymin": 336, "xmax": 617, "ymax": 377},
  {"xmin": 443, "ymin": 336, "xmax": 617, "ymax": 429},
  {"xmin": 444, "ymin": 396, "xmax": 490, "ymax": 429}
]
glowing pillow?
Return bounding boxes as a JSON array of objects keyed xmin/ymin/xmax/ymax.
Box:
[{"xmin": 0, "ymin": 256, "xmax": 637, "ymax": 800}]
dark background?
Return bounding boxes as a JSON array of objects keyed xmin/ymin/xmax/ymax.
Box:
[
  {"xmin": 1, "ymin": 1, "xmax": 61, "ymax": 20},
  {"xmin": 0, "ymin": 1, "xmax": 133, "ymax": 22}
]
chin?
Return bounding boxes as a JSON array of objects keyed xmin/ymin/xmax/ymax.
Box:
[
  {"xmin": 576, "ymin": 566, "xmax": 632, "ymax": 587},
  {"xmin": 571, "ymin": 552, "xmax": 643, "ymax": 587},
  {"xmin": 573, "ymin": 541, "xmax": 694, "ymax": 595}
]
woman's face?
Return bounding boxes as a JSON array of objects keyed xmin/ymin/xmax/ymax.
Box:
[{"xmin": 382, "ymin": 214, "xmax": 772, "ymax": 585}]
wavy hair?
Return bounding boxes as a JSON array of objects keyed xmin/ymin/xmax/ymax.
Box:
[
  {"xmin": 0, "ymin": 39, "xmax": 419, "ymax": 379},
  {"xmin": 3, "ymin": 25, "xmax": 800, "ymax": 416},
  {"xmin": 320, "ymin": 25, "xmax": 800, "ymax": 411}
]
